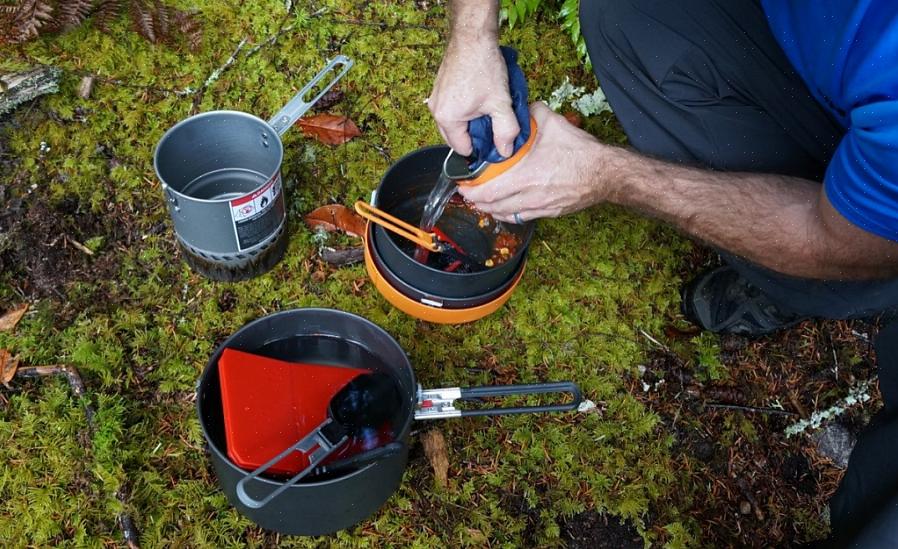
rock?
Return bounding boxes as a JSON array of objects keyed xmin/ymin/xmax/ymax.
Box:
[
  {"xmin": 813, "ymin": 423, "xmax": 856, "ymax": 469},
  {"xmin": 0, "ymin": 67, "xmax": 62, "ymax": 115},
  {"xmin": 739, "ymin": 501, "xmax": 752, "ymax": 515}
]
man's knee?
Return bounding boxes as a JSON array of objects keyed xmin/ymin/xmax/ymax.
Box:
[
  {"xmin": 579, "ymin": 0, "xmax": 618, "ymax": 54},
  {"xmin": 579, "ymin": 0, "xmax": 640, "ymax": 73}
]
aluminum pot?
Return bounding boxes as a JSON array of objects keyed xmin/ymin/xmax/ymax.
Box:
[
  {"xmin": 196, "ymin": 308, "xmax": 580, "ymax": 535},
  {"xmin": 154, "ymin": 56, "xmax": 352, "ymax": 281},
  {"xmin": 370, "ymin": 145, "xmax": 534, "ymax": 299}
]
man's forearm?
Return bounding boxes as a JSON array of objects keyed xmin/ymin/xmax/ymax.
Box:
[
  {"xmin": 599, "ymin": 147, "xmax": 898, "ymax": 280},
  {"xmin": 448, "ymin": 0, "xmax": 499, "ymax": 44}
]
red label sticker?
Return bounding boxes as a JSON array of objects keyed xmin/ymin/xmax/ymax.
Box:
[{"xmin": 228, "ymin": 172, "xmax": 284, "ymax": 251}]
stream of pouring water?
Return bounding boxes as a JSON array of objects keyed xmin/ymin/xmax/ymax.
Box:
[{"xmin": 413, "ymin": 172, "xmax": 458, "ymax": 263}]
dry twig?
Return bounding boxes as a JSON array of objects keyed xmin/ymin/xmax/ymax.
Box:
[
  {"xmin": 319, "ymin": 246, "xmax": 363, "ymax": 266},
  {"xmin": 117, "ymin": 485, "xmax": 141, "ymax": 549},
  {"xmin": 16, "ymin": 365, "xmax": 94, "ymax": 425},
  {"xmin": 65, "ymin": 235, "xmax": 95, "ymax": 256},
  {"xmin": 14, "ymin": 364, "xmax": 141, "ymax": 545},
  {"xmin": 704, "ymin": 402, "xmax": 796, "ymax": 417}
]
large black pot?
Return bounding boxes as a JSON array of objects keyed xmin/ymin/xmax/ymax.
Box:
[
  {"xmin": 371, "ymin": 146, "xmax": 534, "ymax": 299},
  {"xmin": 197, "ymin": 309, "xmax": 415, "ymax": 535},
  {"xmin": 197, "ymin": 308, "xmax": 581, "ymax": 536}
]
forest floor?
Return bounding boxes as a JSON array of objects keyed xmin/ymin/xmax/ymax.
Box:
[{"xmin": 0, "ymin": 1, "xmax": 885, "ymax": 547}]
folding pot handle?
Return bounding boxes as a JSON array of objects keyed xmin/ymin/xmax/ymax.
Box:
[
  {"xmin": 308, "ymin": 441, "xmax": 405, "ymax": 478},
  {"xmin": 415, "ymin": 381, "xmax": 581, "ymax": 420},
  {"xmin": 267, "ymin": 55, "xmax": 354, "ymax": 136},
  {"xmin": 355, "ymin": 200, "xmax": 442, "ymax": 252},
  {"xmin": 235, "ymin": 418, "xmax": 348, "ymax": 509}
]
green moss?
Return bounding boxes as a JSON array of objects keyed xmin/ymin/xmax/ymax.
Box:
[
  {"xmin": 0, "ymin": 0, "xmax": 827, "ymax": 546},
  {"xmin": 693, "ymin": 332, "xmax": 727, "ymax": 382}
]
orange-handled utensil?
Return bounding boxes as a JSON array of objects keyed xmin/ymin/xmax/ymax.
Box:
[{"xmin": 354, "ymin": 201, "xmax": 442, "ymax": 253}]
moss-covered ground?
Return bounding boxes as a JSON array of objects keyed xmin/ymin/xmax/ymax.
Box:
[{"xmin": 0, "ymin": 1, "xmax": 884, "ymax": 547}]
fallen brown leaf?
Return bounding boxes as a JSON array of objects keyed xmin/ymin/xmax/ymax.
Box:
[
  {"xmin": 0, "ymin": 303, "xmax": 28, "ymax": 332},
  {"xmin": 311, "ymin": 259, "xmax": 329, "ymax": 283},
  {"xmin": 421, "ymin": 429, "xmax": 449, "ymax": 488},
  {"xmin": 562, "ymin": 111, "xmax": 583, "ymax": 128},
  {"xmin": 350, "ymin": 277, "xmax": 367, "ymax": 296},
  {"xmin": 663, "ymin": 324, "xmax": 702, "ymax": 340},
  {"xmin": 0, "ymin": 349, "xmax": 19, "ymax": 387},
  {"xmin": 305, "ymin": 204, "xmax": 367, "ymax": 238},
  {"xmin": 296, "ymin": 113, "xmax": 361, "ymax": 145}
]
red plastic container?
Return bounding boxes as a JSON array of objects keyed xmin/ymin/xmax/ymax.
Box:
[{"xmin": 218, "ymin": 348, "xmax": 366, "ymax": 475}]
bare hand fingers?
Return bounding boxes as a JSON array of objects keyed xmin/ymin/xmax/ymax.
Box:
[
  {"xmin": 457, "ymin": 168, "xmax": 525, "ymax": 203},
  {"xmin": 489, "ymin": 105, "xmax": 520, "ymax": 159},
  {"xmin": 441, "ymin": 121, "xmax": 473, "ymax": 156}
]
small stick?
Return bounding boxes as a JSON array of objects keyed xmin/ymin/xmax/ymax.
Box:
[
  {"xmin": 117, "ymin": 486, "xmax": 141, "ymax": 549},
  {"xmin": 832, "ymin": 346, "xmax": 839, "ymax": 380},
  {"xmin": 77, "ymin": 75, "xmax": 94, "ymax": 99},
  {"xmin": 639, "ymin": 328, "xmax": 668, "ymax": 350},
  {"xmin": 16, "ymin": 365, "xmax": 95, "ymax": 426},
  {"xmin": 319, "ymin": 246, "xmax": 364, "ymax": 266},
  {"xmin": 243, "ymin": 25, "xmax": 294, "ymax": 58},
  {"xmin": 705, "ymin": 402, "xmax": 797, "ymax": 417},
  {"xmin": 199, "ymin": 37, "xmax": 248, "ymax": 91},
  {"xmin": 65, "ymin": 235, "xmax": 94, "ymax": 256}
]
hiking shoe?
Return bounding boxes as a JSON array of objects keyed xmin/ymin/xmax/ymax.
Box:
[{"xmin": 681, "ymin": 265, "xmax": 807, "ymax": 337}]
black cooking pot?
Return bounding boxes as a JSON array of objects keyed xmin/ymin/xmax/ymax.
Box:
[
  {"xmin": 197, "ymin": 308, "xmax": 581, "ymax": 535},
  {"xmin": 369, "ymin": 229, "xmax": 521, "ymax": 309},
  {"xmin": 370, "ymin": 146, "xmax": 534, "ymax": 299}
]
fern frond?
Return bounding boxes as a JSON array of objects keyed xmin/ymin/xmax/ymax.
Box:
[
  {"xmin": 55, "ymin": 0, "xmax": 94, "ymax": 30},
  {"xmin": 0, "ymin": 0, "xmax": 201, "ymax": 49},
  {"xmin": 10, "ymin": 0, "xmax": 55, "ymax": 42},
  {"xmin": 152, "ymin": 0, "xmax": 169, "ymax": 41},
  {"xmin": 130, "ymin": 0, "xmax": 157, "ymax": 43},
  {"xmin": 91, "ymin": 0, "xmax": 120, "ymax": 31},
  {"xmin": 172, "ymin": 9, "xmax": 201, "ymax": 52}
]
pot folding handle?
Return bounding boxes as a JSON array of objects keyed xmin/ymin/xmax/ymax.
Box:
[
  {"xmin": 308, "ymin": 441, "xmax": 405, "ymax": 478},
  {"xmin": 355, "ymin": 201, "xmax": 443, "ymax": 252},
  {"xmin": 267, "ymin": 55, "xmax": 354, "ymax": 136},
  {"xmin": 235, "ymin": 418, "xmax": 348, "ymax": 509},
  {"xmin": 415, "ymin": 381, "xmax": 581, "ymax": 420}
]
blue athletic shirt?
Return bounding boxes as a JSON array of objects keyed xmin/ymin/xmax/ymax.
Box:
[{"xmin": 761, "ymin": 0, "xmax": 898, "ymax": 242}]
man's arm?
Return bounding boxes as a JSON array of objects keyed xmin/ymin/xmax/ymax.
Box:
[
  {"xmin": 461, "ymin": 102, "xmax": 898, "ymax": 280},
  {"xmin": 604, "ymin": 147, "xmax": 898, "ymax": 280},
  {"xmin": 428, "ymin": 1, "xmax": 519, "ymax": 157}
]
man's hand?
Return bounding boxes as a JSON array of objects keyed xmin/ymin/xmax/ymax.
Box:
[
  {"xmin": 428, "ymin": 42, "xmax": 519, "ymax": 158},
  {"xmin": 427, "ymin": 0, "xmax": 518, "ymax": 157},
  {"xmin": 458, "ymin": 102, "xmax": 606, "ymax": 223},
  {"xmin": 460, "ymin": 102, "xmax": 898, "ymax": 279}
]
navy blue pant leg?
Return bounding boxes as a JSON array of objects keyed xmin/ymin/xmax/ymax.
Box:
[
  {"xmin": 579, "ymin": 0, "xmax": 898, "ymax": 319},
  {"xmin": 579, "ymin": 0, "xmax": 898, "ymax": 543}
]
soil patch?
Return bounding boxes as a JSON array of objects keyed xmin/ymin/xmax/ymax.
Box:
[
  {"xmin": 637, "ymin": 319, "xmax": 882, "ymax": 546},
  {"xmin": 560, "ymin": 511, "xmax": 642, "ymax": 549},
  {"xmin": 0, "ymin": 196, "xmax": 119, "ymax": 300}
]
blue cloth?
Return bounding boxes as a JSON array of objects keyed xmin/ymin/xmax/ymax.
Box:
[
  {"xmin": 762, "ymin": 1, "xmax": 898, "ymax": 242},
  {"xmin": 467, "ymin": 46, "xmax": 531, "ymax": 172}
]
